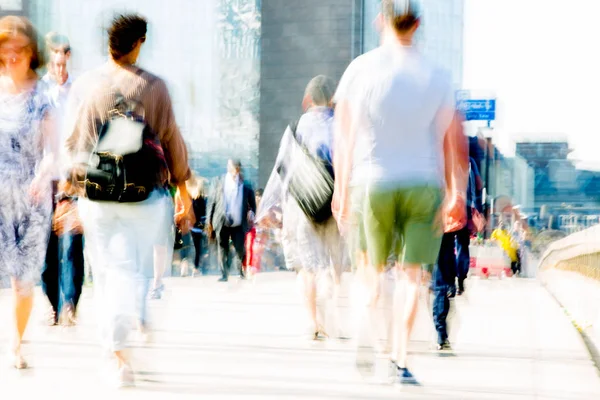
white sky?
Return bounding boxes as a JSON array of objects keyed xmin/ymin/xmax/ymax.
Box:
[{"xmin": 463, "ymin": 0, "xmax": 600, "ymax": 169}]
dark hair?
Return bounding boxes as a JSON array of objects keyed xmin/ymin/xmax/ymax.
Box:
[
  {"xmin": 0, "ymin": 16, "xmax": 44, "ymax": 70},
  {"xmin": 107, "ymin": 13, "xmax": 147, "ymax": 61},
  {"xmin": 256, "ymin": 188, "xmax": 264, "ymax": 197},
  {"xmin": 229, "ymin": 159, "xmax": 242, "ymax": 169},
  {"xmin": 381, "ymin": 0, "xmax": 420, "ymax": 33}
]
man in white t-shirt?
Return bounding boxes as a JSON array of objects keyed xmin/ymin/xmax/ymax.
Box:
[{"xmin": 333, "ymin": 0, "xmax": 468, "ymax": 386}]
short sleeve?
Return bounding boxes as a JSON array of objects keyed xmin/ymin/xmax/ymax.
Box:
[
  {"xmin": 333, "ymin": 56, "xmax": 364, "ymax": 106},
  {"xmin": 435, "ymin": 69, "xmax": 456, "ymax": 135}
]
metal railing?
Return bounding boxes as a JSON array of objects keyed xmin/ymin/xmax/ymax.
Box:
[{"xmin": 538, "ymin": 224, "xmax": 600, "ymax": 281}]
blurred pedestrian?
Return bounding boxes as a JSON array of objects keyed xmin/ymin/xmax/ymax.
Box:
[
  {"xmin": 0, "ymin": 16, "xmax": 57, "ymax": 369},
  {"xmin": 40, "ymin": 32, "xmax": 84, "ymax": 327},
  {"xmin": 333, "ymin": 0, "xmax": 468, "ymax": 385},
  {"xmin": 188, "ymin": 175, "xmax": 207, "ymax": 275},
  {"xmin": 267, "ymin": 75, "xmax": 343, "ymax": 339},
  {"xmin": 243, "ymin": 188, "xmax": 263, "ymax": 279},
  {"xmin": 62, "ymin": 13, "xmax": 191, "ymax": 387},
  {"xmin": 206, "ymin": 159, "xmax": 256, "ymax": 282}
]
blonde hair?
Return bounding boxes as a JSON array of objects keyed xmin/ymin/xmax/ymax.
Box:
[{"xmin": 186, "ymin": 174, "xmax": 206, "ymax": 200}]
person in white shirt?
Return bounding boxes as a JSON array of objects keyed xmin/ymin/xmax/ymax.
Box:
[
  {"xmin": 333, "ymin": 0, "xmax": 468, "ymax": 385},
  {"xmin": 40, "ymin": 32, "xmax": 84, "ymax": 328}
]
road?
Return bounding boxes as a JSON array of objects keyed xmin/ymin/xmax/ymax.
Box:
[{"xmin": 1, "ymin": 272, "xmax": 599, "ymax": 399}]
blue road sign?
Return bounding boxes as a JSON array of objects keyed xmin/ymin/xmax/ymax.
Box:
[
  {"xmin": 465, "ymin": 111, "xmax": 495, "ymax": 121},
  {"xmin": 456, "ymin": 98, "xmax": 496, "ymax": 121}
]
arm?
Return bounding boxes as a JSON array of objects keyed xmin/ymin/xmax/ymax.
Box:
[
  {"xmin": 149, "ymin": 79, "xmax": 192, "ymax": 224},
  {"xmin": 206, "ymin": 179, "xmax": 218, "ymax": 226},
  {"xmin": 30, "ymin": 108, "xmax": 58, "ymax": 202},
  {"xmin": 248, "ymin": 185, "xmax": 257, "ymax": 214},
  {"xmin": 331, "ymin": 61, "xmax": 360, "ymax": 233},
  {"xmin": 442, "ymin": 111, "xmax": 470, "ymax": 233}
]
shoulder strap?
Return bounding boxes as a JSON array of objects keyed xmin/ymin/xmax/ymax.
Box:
[
  {"xmin": 111, "ymin": 69, "xmax": 157, "ymax": 119},
  {"xmin": 289, "ymin": 120, "xmax": 299, "ymax": 137}
]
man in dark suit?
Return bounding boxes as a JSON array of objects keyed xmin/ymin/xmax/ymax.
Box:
[{"xmin": 207, "ymin": 159, "xmax": 256, "ymax": 282}]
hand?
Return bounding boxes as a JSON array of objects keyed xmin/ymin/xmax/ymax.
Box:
[
  {"xmin": 332, "ymin": 189, "xmax": 350, "ymax": 236},
  {"xmin": 28, "ymin": 176, "xmax": 47, "ymax": 205},
  {"xmin": 174, "ymin": 184, "xmax": 192, "ymax": 226},
  {"xmin": 205, "ymin": 223, "xmax": 214, "ymax": 238},
  {"xmin": 443, "ymin": 194, "xmax": 467, "ymax": 233}
]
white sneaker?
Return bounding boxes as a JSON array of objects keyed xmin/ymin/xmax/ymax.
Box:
[{"xmin": 117, "ymin": 365, "xmax": 135, "ymax": 388}]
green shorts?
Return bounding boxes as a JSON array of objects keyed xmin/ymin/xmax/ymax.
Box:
[
  {"xmin": 348, "ymin": 187, "xmax": 367, "ymax": 271},
  {"xmin": 363, "ymin": 185, "xmax": 443, "ymax": 270}
]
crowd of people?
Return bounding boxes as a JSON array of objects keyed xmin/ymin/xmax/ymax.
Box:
[{"xmin": 0, "ymin": 0, "xmax": 489, "ymax": 389}]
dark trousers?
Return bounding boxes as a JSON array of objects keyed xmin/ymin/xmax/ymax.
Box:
[
  {"xmin": 217, "ymin": 226, "xmax": 245, "ymax": 279},
  {"xmin": 455, "ymin": 227, "xmax": 471, "ymax": 290},
  {"xmin": 42, "ymin": 230, "xmax": 85, "ymax": 319},
  {"xmin": 432, "ymin": 232, "xmax": 458, "ymax": 346},
  {"xmin": 191, "ymin": 230, "xmax": 206, "ymax": 274}
]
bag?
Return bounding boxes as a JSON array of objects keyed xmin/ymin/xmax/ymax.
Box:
[
  {"xmin": 82, "ymin": 75, "xmax": 167, "ymax": 203},
  {"xmin": 469, "ymin": 208, "xmax": 487, "ymax": 234},
  {"xmin": 277, "ymin": 120, "xmax": 334, "ymax": 224}
]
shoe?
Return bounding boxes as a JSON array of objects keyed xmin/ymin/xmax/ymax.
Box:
[
  {"xmin": 356, "ymin": 346, "xmax": 375, "ymax": 377},
  {"xmin": 457, "ymin": 280, "xmax": 465, "ymax": 296},
  {"xmin": 218, "ymin": 277, "xmax": 228, "ymax": 282},
  {"xmin": 117, "ymin": 365, "xmax": 135, "ymax": 388},
  {"xmin": 149, "ymin": 284, "xmax": 164, "ymax": 300},
  {"xmin": 436, "ymin": 340, "xmax": 452, "ymax": 351},
  {"xmin": 447, "ymin": 284, "xmax": 457, "ymax": 299},
  {"xmin": 46, "ymin": 307, "xmax": 58, "ymax": 326},
  {"xmin": 8, "ymin": 350, "xmax": 28, "ymax": 370},
  {"xmin": 391, "ymin": 362, "xmax": 420, "ymax": 386},
  {"xmin": 59, "ymin": 304, "xmax": 77, "ymax": 327}
]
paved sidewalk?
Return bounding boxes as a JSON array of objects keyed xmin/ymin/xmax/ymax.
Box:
[{"xmin": 0, "ymin": 272, "xmax": 599, "ymax": 399}]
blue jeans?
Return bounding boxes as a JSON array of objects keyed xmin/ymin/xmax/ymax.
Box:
[
  {"xmin": 42, "ymin": 230, "xmax": 85, "ymax": 318},
  {"xmin": 59, "ymin": 233, "xmax": 85, "ymax": 312},
  {"xmin": 432, "ymin": 232, "xmax": 457, "ymax": 345},
  {"xmin": 79, "ymin": 190, "xmax": 173, "ymax": 351}
]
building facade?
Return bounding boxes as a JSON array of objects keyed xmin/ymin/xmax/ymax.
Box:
[
  {"xmin": 12, "ymin": 0, "xmax": 465, "ymax": 188},
  {"xmin": 363, "ymin": 0, "xmax": 464, "ymax": 89}
]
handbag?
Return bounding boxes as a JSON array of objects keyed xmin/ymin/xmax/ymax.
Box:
[
  {"xmin": 277, "ymin": 121, "xmax": 334, "ymax": 224},
  {"xmin": 469, "ymin": 208, "xmax": 486, "ymax": 234}
]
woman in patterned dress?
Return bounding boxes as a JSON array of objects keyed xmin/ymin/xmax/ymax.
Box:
[{"xmin": 0, "ymin": 16, "xmax": 56, "ymax": 369}]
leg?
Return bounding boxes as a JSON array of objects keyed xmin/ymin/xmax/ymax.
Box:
[
  {"xmin": 58, "ymin": 232, "xmax": 78, "ymax": 325},
  {"xmin": 455, "ymin": 227, "xmax": 470, "ymax": 293},
  {"xmin": 10, "ymin": 278, "xmax": 34, "ymax": 368},
  {"xmin": 432, "ymin": 264, "xmax": 451, "ymax": 347},
  {"xmin": 42, "ymin": 229, "xmax": 60, "ymax": 324},
  {"xmin": 71, "ymin": 234, "xmax": 85, "ymax": 310},
  {"xmin": 150, "ymin": 244, "xmax": 167, "ymax": 298},
  {"xmin": 192, "ymin": 231, "xmax": 202, "ymax": 270},
  {"xmin": 354, "ymin": 187, "xmax": 395, "ymax": 373},
  {"xmin": 396, "ymin": 266, "xmax": 421, "ymax": 367},
  {"xmin": 217, "ymin": 228, "xmax": 231, "ymax": 280},
  {"xmin": 231, "ymin": 226, "xmax": 247, "ymax": 277},
  {"xmin": 303, "ymin": 270, "xmax": 319, "ymax": 336},
  {"xmin": 393, "ymin": 186, "xmax": 443, "ymax": 379},
  {"xmin": 432, "ymin": 233, "xmax": 457, "ymax": 348}
]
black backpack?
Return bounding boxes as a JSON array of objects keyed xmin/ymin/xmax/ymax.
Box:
[
  {"xmin": 82, "ymin": 77, "xmax": 167, "ymax": 203},
  {"xmin": 277, "ymin": 120, "xmax": 334, "ymax": 224}
]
